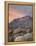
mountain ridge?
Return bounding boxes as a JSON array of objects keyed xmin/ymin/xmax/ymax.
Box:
[{"xmin": 9, "ymin": 16, "xmax": 32, "ymax": 30}]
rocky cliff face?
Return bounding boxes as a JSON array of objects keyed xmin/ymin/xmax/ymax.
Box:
[{"xmin": 8, "ymin": 16, "xmax": 33, "ymax": 42}]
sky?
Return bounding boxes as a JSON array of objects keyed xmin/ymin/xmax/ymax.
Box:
[{"xmin": 9, "ymin": 5, "xmax": 32, "ymax": 23}]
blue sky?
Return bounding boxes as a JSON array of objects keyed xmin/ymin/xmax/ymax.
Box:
[
  {"xmin": 9, "ymin": 5, "xmax": 32, "ymax": 22},
  {"xmin": 15, "ymin": 5, "xmax": 32, "ymax": 17},
  {"xmin": 15, "ymin": 5, "xmax": 32, "ymax": 10}
]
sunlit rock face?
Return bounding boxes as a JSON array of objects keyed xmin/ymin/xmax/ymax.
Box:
[
  {"xmin": 14, "ymin": 36, "xmax": 24, "ymax": 42},
  {"xmin": 8, "ymin": 16, "xmax": 32, "ymax": 42},
  {"xmin": 14, "ymin": 33, "xmax": 32, "ymax": 42},
  {"xmin": 23, "ymin": 33, "xmax": 32, "ymax": 41}
]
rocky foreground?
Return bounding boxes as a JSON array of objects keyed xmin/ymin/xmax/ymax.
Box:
[{"xmin": 8, "ymin": 16, "xmax": 33, "ymax": 42}]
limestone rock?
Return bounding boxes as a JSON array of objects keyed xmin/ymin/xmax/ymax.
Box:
[
  {"xmin": 14, "ymin": 36, "xmax": 24, "ymax": 42},
  {"xmin": 13, "ymin": 27, "xmax": 21, "ymax": 34},
  {"xmin": 13, "ymin": 27, "xmax": 26, "ymax": 34},
  {"xmin": 24, "ymin": 33, "xmax": 32, "ymax": 41}
]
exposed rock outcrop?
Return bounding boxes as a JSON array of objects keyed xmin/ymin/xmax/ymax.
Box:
[{"xmin": 8, "ymin": 16, "xmax": 32, "ymax": 42}]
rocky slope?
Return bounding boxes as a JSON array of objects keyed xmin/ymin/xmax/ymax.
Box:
[{"xmin": 8, "ymin": 16, "xmax": 33, "ymax": 42}]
